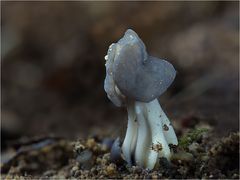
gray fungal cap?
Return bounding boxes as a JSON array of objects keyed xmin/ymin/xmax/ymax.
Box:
[{"xmin": 104, "ymin": 29, "xmax": 176, "ymax": 105}]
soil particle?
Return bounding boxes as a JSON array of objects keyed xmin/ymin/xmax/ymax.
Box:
[
  {"xmin": 163, "ymin": 124, "xmax": 169, "ymax": 131},
  {"xmin": 105, "ymin": 163, "xmax": 117, "ymax": 176},
  {"xmin": 76, "ymin": 150, "xmax": 93, "ymax": 170}
]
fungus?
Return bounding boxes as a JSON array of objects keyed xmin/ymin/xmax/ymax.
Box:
[{"xmin": 104, "ymin": 29, "xmax": 178, "ymax": 170}]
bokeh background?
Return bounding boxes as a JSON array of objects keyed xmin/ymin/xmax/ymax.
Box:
[{"xmin": 1, "ymin": 1, "xmax": 239, "ymax": 146}]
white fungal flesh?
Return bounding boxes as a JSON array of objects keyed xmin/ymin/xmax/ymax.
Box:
[
  {"xmin": 122, "ymin": 102, "xmax": 137, "ymax": 165},
  {"xmin": 144, "ymin": 99, "xmax": 172, "ymax": 169},
  {"xmin": 134, "ymin": 102, "xmax": 150, "ymax": 167},
  {"xmin": 122, "ymin": 99, "xmax": 178, "ymax": 170}
]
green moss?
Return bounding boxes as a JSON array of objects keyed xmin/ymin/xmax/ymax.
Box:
[{"xmin": 179, "ymin": 128, "xmax": 209, "ymax": 149}]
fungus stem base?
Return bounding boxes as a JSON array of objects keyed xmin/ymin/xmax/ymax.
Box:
[{"xmin": 122, "ymin": 99, "xmax": 178, "ymax": 169}]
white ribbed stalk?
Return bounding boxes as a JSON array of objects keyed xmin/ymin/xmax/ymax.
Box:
[
  {"xmin": 145, "ymin": 99, "xmax": 173, "ymax": 169},
  {"xmin": 122, "ymin": 102, "xmax": 137, "ymax": 165},
  {"xmin": 122, "ymin": 99, "xmax": 178, "ymax": 170},
  {"xmin": 134, "ymin": 101, "xmax": 150, "ymax": 167}
]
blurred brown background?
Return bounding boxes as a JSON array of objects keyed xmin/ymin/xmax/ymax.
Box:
[{"xmin": 1, "ymin": 2, "xmax": 239, "ymax": 144}]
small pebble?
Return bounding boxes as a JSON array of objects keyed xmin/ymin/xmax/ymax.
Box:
[
  {"xmin": 151, "ymin": 174, "xmax": 158, "ymax": 179},
  {"xmin": 105, "ymin": 163, "xmax": 117, "ymax": 176},
  {"xmin": 188, "ymin": 142, "xmax": 200, "ymax": 152},
  {"xmin": 171, "ymin": 151, "xmax": 193, "ymax": 162},
  {"xmin": 43, "ymin": 170, "xmax": 57, "ymax": 177},
  {"xmin": 131, "ymin": 166, "xmax": 142, "ymax": 174},
  {"xmin": 86, "ymin": 138, "xmax": 96, "ymax": 149},
  {"xmin": 76, "ymin": 150, "xmax": 93, "ymax": 170}
]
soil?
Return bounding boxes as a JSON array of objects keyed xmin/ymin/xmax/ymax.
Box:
[{"xmin": 1, "ymin": 125, "xmax": 239, "ymax": 179}]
